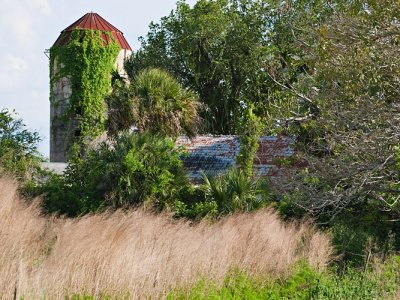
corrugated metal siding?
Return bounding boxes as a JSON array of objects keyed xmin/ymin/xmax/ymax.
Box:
[{"xmin": 176, "ymin": 135, "xmax": 295, "ymax": 181}]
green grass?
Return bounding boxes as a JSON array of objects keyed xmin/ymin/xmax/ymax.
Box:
[{"xmin": 167, "ymin": 256, "xmax": 400, "ymax": 300}]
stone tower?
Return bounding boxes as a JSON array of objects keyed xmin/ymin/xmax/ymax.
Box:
[{"xmin": 49, "ymin": 12, "xmax": 132, "ymax": 162}]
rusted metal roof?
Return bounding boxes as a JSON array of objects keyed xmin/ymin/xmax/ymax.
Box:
[
  {"xmin": 52, "ymin": 12, "xmax": 132, "ymax": 51},
  {"xmin": 176, "ymin": 135, "xmax": 296, "ymax": 181}
]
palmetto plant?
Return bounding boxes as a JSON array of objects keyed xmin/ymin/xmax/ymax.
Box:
[
  {"xmin": 107, "ymin": 68, "xmax": 201, "ymax": 138},
  {"xmin": 202, "ymin": 169, "xmax": 269, "ymax": 215}
]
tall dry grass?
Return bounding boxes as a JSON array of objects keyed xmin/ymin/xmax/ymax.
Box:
[{"xmin": 0, "ymin": 178, "xmax": 332, "ymax": 298}]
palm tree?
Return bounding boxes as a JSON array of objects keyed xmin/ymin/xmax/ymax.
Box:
[
  {"xmin": 106, "ymin": 68, "xmax": 201, "ymax": 138},
  {"xmin": 201, "ymin": 169, "xmax": 270, "ymax": 215}
]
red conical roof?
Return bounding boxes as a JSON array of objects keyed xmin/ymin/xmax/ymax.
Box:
[{"xmin": 52, "ymin": 12, "xmax": 132, "ymax": 51}]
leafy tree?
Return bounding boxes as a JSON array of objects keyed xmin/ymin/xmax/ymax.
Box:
[
  {"xmin": 0, "ymin": 109, "xmax": 42, "ymax": 182},
  {"xmin": 107, "ymin": 68, "xmax": 200, "ymax": 138},
  {"xmin": 286, "ymin": 0, "xmax": 400, "ymax": 216},
  {"xmin": 273, "ymin": 1, "xmax": 400, "ymax": 255},
  {"xmin": 129, "ymin": 0, "xmax": 345, "ymax": 135},
  {"xmin": 129, "ymin": 0, "xmax": 278, "ymax": 134}
]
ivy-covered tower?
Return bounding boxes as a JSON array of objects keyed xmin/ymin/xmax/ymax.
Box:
[{"xmin": 50, "ymin": 12, "xmax": 132, "ymax": 162}]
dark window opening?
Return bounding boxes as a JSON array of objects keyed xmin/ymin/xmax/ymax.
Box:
[{"xmin": 74, "ymin": 129, "xmax": 81, "ymax": 137}]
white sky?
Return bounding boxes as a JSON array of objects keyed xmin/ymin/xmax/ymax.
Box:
[{"xmin": 0, "ymin": 0, "xmax": 196, "ymax": 158}]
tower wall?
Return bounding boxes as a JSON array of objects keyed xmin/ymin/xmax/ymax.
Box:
[
  {"xmin": 50, "ymin": 58, "xmax": 72, "ymax": 163},
  {"xmin": 50, "ymin": 49, "xmax": 132, "ymax": 162},
  {"xmin": 115, "ymin": 49, "xmax": 132, "ymax": 79}
]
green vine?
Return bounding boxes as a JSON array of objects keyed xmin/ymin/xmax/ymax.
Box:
[
  {"xmin": 50, "ymin": 29, "xmax": 120, "ymax": 157},
  {"xmin": 237, "ymin": 104, "xmax": 263, "ymax": 178}
]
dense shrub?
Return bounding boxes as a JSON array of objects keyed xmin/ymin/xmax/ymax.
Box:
[
  {"xmin": 202, "ymin": 169, "xmax": 269, "ymax": 214},
  {"xmin": 41, "ymin": 132, "xmax": 190, "ymax": 216},
  {"xmin": 38, "ymin": 131, "xmax": 272, "ymax": 219},
  {"xmin": 174, "ymin": 169, "xmax": 271, "ymax": 219}
]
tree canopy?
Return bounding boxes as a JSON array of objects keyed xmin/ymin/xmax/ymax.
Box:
[{"xmin": 128, "ymin": 0, "xmax": 278, "ymax": 134}]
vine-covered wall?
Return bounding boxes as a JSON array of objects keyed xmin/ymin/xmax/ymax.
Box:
[{"xmin": 50, "ymin": 29, "xmax": 120, "ymax": 158}]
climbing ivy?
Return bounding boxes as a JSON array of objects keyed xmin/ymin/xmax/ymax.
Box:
[
  {"xmin": 237, "ymin": 104, "xmax": 263, "ymax": 178},
  {"xmin": 50, "ymin": 29, "xmax": 120, "ymax": 157}
]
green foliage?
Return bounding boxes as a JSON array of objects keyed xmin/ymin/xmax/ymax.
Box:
[
  {"xmin": 131, "ymin": 0, "xmax": 341, "ymax": 135},
  {"xmin": 176, "ymin": 264, "xmax": 321, "ymax": 300},
  {"xmin": 278, "ymin": 189, "xmax": 400, "ymax": 267},
  {"xmin": 174, "ymin": 199, "xmax": 219, "ymax": 220},
  {"xmin": 130, "ymin": 0, "xmax": 284, "ymax": 134},
  {"xmin": 40, "ymin": 132, "xmax": 190, "ymax": 216},
  {"xmin": 107, "ymin": 68, "xmax": 200, "ymax": 138},
  {"xmin": 237, "ymin": 104, "xmax": 263, "ymax": 178},
  {"xmin": 201, "ymin": 169, "xmax": 269, "ymax": 216},
  {"xmin": 396, "ymin": 147, "xmax": 400, "ymax": 171},
  {"xmin": 50, "ymin": 29, "xmax": 120, "ymax": 156},
  {"xmin": 167, "ymin": 257, "xmax": 400, "ymax": 299},
  {"xmin": 34, "ymin": 172, "xmax": 86, "ymax": 217},
  {"xmin": 268, "ymin": 1, "xmax": 400, "ymax": 257},
  {"xmin": 122, "ymin": 133, "xmax": 188, "ymax": 209},
  {"xmin": 308, "ymin": 0, "xmax": 400, "ymax": 208},
  {"xmin": 0, "ymin": 109, "xmax": 42, "ymax": 182},
  {"xmin": 106, "ymin": 80, "xmax": 134, "ymax": 137},
  {"xmin": 329, "ymin": 215, "xmax": 399, "ymax": 267},
  {"xmin": 173, "ymin": 168, "xmax": 270, "ymax": 220}
]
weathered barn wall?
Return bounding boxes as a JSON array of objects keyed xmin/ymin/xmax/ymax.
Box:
[{"xmin": 176, "ymin": 135, "xmax": 295, "ymax": 181}]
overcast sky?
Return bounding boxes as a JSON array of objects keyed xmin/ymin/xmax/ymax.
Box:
[{"xmin": 0, "ymin": 0, "xmax": 196, "ymax": 158}]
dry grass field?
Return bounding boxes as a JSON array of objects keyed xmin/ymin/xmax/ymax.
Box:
[{"xmin": 0, "ymin": 178, "xmax": 332, "ymax": 298}]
